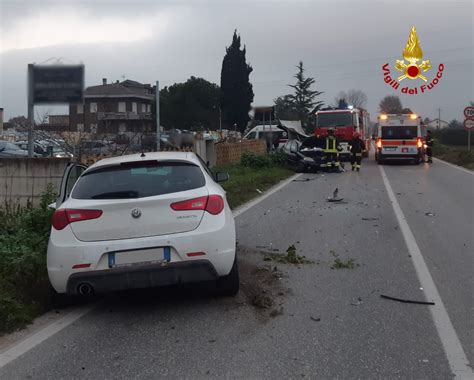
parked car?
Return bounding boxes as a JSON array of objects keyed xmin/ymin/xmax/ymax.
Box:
[
  {"xmin": 79, "ymin": 140, "xmax": 111, "ymax": 156},
  {"xmin": 48, "ymin": 152, "xmax": 238, "ymax": 297},
  {"xmin": 282, "ymin": 136, "xmax": 325, "ymax": 172},
  {"xmin": 0, "ymin": 141, "xmax": 29, "ymax": 157}
]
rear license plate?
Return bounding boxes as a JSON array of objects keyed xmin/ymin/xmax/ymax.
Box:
[
  {"xmin": 384, "ymin": 147, "xmax": 396, "ymax": 151},
  {"xmin": 108, "ymin": 247, "xmax": 171, "ymax": 268}
]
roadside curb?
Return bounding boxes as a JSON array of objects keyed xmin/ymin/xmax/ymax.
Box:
[{"xmin": 232, "ymin": 172, "xmax": 302, "ymax": 218}]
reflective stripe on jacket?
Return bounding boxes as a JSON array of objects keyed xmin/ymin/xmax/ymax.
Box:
[{"xmin": 325, "ymin": 137, "xmax": 338, "ymax": 153}]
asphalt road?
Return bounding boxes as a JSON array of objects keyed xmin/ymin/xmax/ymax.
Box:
[{"xmin": 0, "ymin": 157, "xmax": 472, "ymax": 379}]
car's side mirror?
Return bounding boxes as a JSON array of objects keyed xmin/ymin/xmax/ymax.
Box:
[{"xmin": 215, "ymin": 172, "xmax": 229, "ymax": 183}]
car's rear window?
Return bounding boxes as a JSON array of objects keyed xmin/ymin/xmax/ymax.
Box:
[
  {"xmin": 381, "ymin": 126, "xmax": 418, "ymax": 139},
  {"xmin": 72, "ymin": 161, "xmax": 205, "ymax": 199}
]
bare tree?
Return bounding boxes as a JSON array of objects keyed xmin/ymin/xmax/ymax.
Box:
[
  {"xmin": 379, "ymin": 95, "xmax": 403, "ymax": 114},
  {"xmin": 335, "ymin": 89, "xmax": 367, "ymax": 109}
]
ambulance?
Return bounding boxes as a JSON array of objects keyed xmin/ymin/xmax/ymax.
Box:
[{"xmin": 375, "ymin": 113, "xmax": 425, "ymax": 164}]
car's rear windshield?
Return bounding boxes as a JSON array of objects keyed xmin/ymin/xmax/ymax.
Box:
[
  {"xmin": 381, "ymin": 126, "xmax": 418, "ymax": 139},
  {"xmin": 72, "ymin": 161, "xmax": 205, "ymax": 199}
]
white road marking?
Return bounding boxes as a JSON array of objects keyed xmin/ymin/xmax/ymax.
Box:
[
  {"xmin": 232, "ymin": 173, "xmax": 302, "ymax": 218},
  {"xmin": 0, "ymin": 304, "xmax": 96, "ymax": 369},
  {"xmin": 433, "ymin": 158, "xmax": 473, "ymax": 175},
  {"xmin": 379, "ymin": 165, "xmax": 473, "ymax": 379},
  {"xmin": 0, "ymin": 172, "xmax": 301, "ymax": 367}
]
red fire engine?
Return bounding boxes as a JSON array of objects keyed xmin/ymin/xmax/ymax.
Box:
[{"xmin": 314, "ymin": 108, "xmax": 371, "ymax": 159}]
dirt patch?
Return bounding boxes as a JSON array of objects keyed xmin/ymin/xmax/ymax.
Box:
[{"xmin": 237, "ymin": 246, "xmax": 288, "ymax": 320}]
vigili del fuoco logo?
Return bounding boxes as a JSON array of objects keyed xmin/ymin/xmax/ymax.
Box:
[{"xmin": 382, "ymin": 26, "xmax": 445, "ymax": 95}]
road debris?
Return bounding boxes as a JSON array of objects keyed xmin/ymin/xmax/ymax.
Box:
[
  {"xmin": 263, "ymin": 245, "xmax": 313, "ymax": 265},
  {"xmin": 425, "ymin": 212, "xmax": 436, "ymax": 217},
  {"xmin": 330, "ymin": 251, "xmax": 358, "ymax": 269},
  {"xmin": 292, "ymin": 178, "xmax": 317, "ymax": 182},
  {"xmin": 380, "ymin": 294, "xmax": 435, "ymax": 305},
  {"xmin": 256, "ymin": 188, "xmax": 263, "ymax": 194},
  {"xmin": 361, "ymin": 217, "xmax": 379, "ymax": 221},
  {"xmin": 310, "ymin": 316, "xmax": 321, "ymax": 322},
  {"xmin": 350, "ymin": 297, "xmax": 363, "ymax": 306}
]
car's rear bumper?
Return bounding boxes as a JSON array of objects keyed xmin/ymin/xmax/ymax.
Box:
[
  {"xmin": 66, "ymin": 260, "xmax": 217, "ymax": 295},
  {"xmin": 379, "ymin": 154, "xmax": 420, "ymax": 159},
  {"xmin": 48, "ymin": 207, "xmax": 236, "ymax": 293}
]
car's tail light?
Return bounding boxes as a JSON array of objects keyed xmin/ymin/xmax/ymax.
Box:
[
  {"xmin": 376, "ymin": 138, "xmax": 382, "ymax": 148},
  {"xmin": 171, "ymin": 196, "xmax": 207, "ymax": 211},
  {"xmin": 52, "ymin": 209, "xmax": 103, "ymax": 230},
  {"xmin": 206, "ymin": 195, "xmax": 224, "ymax": 215},
  {"xmin": 171, "ymin": 195, "xmax": 224, "ymax": 215},
  {"xmin": 417, "ymin": 138, "xmax": 423, "ymax": 148}
]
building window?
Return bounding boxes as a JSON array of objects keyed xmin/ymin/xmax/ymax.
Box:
[
  {"xmin": 119, "ymin": 123, "xmax": 126, "ymax": 133},
  {"xmin": 90, "ymin": 124, "xmax": 98, "ymax": 134},
  {"xmin": 77, "ymin": 123, "xmax": 84, "ymax": 132},
  {"xmin": 90, "ymin": 102, "xmax": 97, "ymax": 113},
  {"xmin": 77, "ymin": 104, "xmax": 84, "ymax": 114},
  {"xmin": 141, "ymin": 103, "xmax": 146, "ymax": 113},
  {"xmin": 147, "ymin": 104, "xmax": 151, "ymax": 113},
  {"xmin": 118, "ymin": 102, "xmax": 126, "ymax": 113},
  {"xmin": 132, "ymin": 102, "xmax": 137, "ymax": 114}
]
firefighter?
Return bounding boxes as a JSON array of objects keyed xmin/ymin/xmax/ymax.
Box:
[
  {"xmin": 324, "ymin": 128, "xmax": 342, "ymax": 172},
  {"xmin": 349, "ymin": 131, "xmax": 366, "ymax": 171},
  {"xmin": 425, "ymin": 130, "xmax": 434, "ymax": 163}
]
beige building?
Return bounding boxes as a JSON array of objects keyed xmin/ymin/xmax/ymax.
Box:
[{"xmin": 426, "ymin": 118, "xmax": 449, "ymax": 130}]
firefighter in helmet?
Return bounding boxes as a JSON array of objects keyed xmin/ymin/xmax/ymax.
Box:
[
  {"xmin": 425, "ymin": 130, "xmax": 434, "ymax": 163},
  {"xmin": 324, "ymin": 128, "xmax": 342, "ymax": 172},
  {"xmin": 349, "ymin": 131, "xmax": 366, "ymax": 171}
]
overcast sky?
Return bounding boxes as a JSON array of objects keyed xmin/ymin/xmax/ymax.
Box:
[{"xmin": 0, "ymin": 0, "xmax": 472, "ymax": 122}]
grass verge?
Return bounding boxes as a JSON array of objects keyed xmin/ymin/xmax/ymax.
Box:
[
  {"xmin": 215, "ymin": 156, "xmax": 293, "ymax": 209},
  {"xmin": 433, "ymin": 142, "xmax": 474, "ymax": 170}
]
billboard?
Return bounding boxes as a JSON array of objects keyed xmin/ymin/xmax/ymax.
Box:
[{"xmin": 29, "ymin": 64, "xmax": 84, "ymax": 104}]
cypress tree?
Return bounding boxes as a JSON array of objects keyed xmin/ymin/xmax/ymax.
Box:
[{"xmin": 220, "ymin": 30, "xmax": 254, "ymax": 132}]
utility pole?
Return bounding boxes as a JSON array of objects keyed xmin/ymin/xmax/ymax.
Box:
[
  {"xmin": 27, "ymin": 64, "xmax": 34, "ymax": 157},
  {"xmin": 438, "ymin": 107, "xmax": 441, "ymax": 130},
  {"xmin": 155, "ymin": 80, "xmax": 160, "ymax": 151},
  {"xmin": 219, "ymin": 106, "xmax": 222, "ymax": 131}
]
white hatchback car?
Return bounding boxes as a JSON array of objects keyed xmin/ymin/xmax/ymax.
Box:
[{"xmin": 47, "ymin": 152, "xmax": 238, "ymax": 297}]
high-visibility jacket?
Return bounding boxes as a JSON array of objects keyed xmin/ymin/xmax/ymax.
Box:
[{"xmin": 325, "ymin": 136, "xmax": 339, "ymax": 153}]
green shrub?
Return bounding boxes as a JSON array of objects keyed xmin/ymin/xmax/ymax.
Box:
[
  {"xmin": 241, "ymin": 151, "xmax": 287, "ymax": 168},
  {"xmin": 241, "ymin": 152, "xmax": 272, "ymax": 168},
  {"xmin": 0, "ymin": 185, "xmax": 57, "ymax": 333}
]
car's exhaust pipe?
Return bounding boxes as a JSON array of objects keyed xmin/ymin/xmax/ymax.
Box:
[{"xmin": 77, "ymin": 283, "xmax": 94, "ymax": 296}]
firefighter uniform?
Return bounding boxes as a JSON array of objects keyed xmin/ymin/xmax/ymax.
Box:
[
  {"xmin": 349, "ymin": 133, "xmax": 366, "ymax": 171},
  {"xmin": 324, "ymin": 130, "xmax": 341, "ymax": 172},
  {"xmin": 426, "ymin": 131, "xmax": 434, "ymax": 163}
]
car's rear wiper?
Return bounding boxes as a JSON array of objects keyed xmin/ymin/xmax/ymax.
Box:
[{"xmin": 91, "ymin": 191, "xmax": 139, "ymax": 199}]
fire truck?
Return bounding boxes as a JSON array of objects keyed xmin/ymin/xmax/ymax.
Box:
[
  {"xmin": 375, "ymin": 113, "xmax": 425, "ymax": 164},
  {"xmin": 314, "ymin": 108, "xmax": 371, "ymax": 159}
]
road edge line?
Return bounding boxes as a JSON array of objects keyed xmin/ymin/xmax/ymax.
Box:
[
  {"xmin": 433, "ymin": 158, "xmax": 473, "ymax": 175},
  {"xmin": 0, "ymin": 304, "xmax": 96, "ymax": 369},
  {"xmin": 379, "ymin": 165, "xmax": 472, "ymax": 379},
  {"xmin": 232, "ymin": 172, "xmax": 302, "ymax": 218}
]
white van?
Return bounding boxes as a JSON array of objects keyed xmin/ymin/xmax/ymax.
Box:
[{"xmin": 243, "ymin": 125, "xmax": 288, "ymax": 149}]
